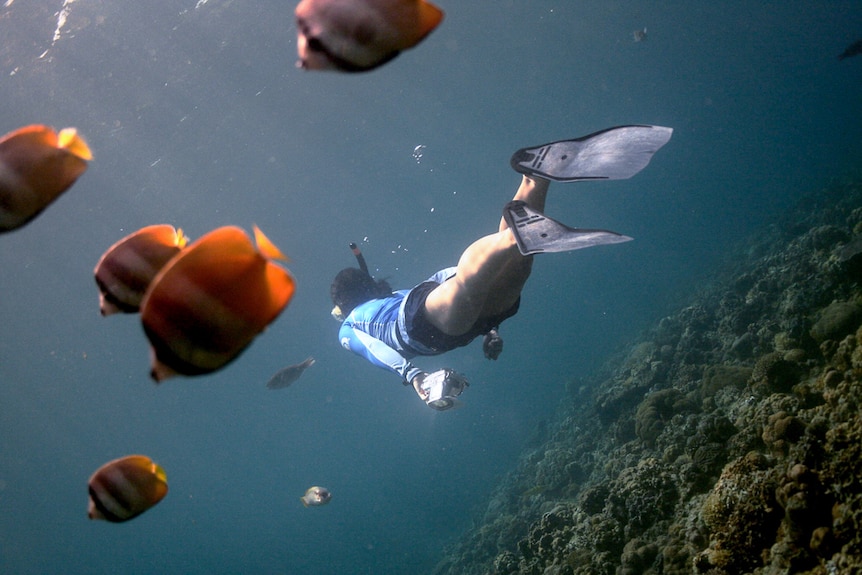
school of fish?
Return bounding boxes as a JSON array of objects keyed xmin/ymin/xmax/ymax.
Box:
[
  {"xmin": 3, "ymin": 0, "xmax": 683, "ymax": 525},
  {"xmin": 3, "ymin": 0, "xmax": 445, "ymax": 521}
]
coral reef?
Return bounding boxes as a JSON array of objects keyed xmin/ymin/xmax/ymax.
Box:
[{"xmin": 431, "ymin": 179, "xmax": 862, "ymax": 575}]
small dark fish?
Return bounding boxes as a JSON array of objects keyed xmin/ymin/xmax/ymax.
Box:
[
  {"xmin": 301, "ymin": 486, "xmax": 331, "ymax": 507},
  {"xmin": 267, "ymin": 357, "xmax": 315, "ymax": 389},
  {"xmin": 838, "ymin": 39, "xmax": 862, "ymax": 61}
]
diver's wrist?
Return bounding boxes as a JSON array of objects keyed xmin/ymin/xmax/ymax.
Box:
[{"xmin": 405, "ymin": 366, "xmax": 424, "ymax": 384}]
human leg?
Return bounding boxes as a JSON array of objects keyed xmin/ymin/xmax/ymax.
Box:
[
  {"xmin": 422, "ymin": 176, "xmax": 548, "ymax": 336},
  {"xmin": 414, "ymin": 125, "xmax": 674, "ymax": 339},
  {"xmin": 423, "ymin": 230, "xmax": 525, "ymax": 335},
  {"xmin": 497, "ymin": 175, "xmax": 549, "ymax": 232}
]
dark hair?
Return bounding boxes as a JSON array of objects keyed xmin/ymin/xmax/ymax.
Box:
[{"xmin": 330, "ymin": 267, "xmax": 392, "ymax": 316}]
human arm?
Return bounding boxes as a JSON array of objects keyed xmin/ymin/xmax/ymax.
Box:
[
  {"xmin": 483, "ymin": 328, "xmax": 503, "ymax": 360},
  {"xmin": 338, "ymin": 321, "xmax": 424, "ymax": 384}
]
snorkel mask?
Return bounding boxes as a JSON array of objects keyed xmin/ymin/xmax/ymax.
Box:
[
  {"xmin": 331, "ymin": 305, "xmax": 346, "ymax": 322},
  {"xmin": 421, "ymin": 369, "xmax": 469, "ymax": 411},
  {"xmin": 331, "ymin": 242, "xmax": 371, "ymax": 322}
]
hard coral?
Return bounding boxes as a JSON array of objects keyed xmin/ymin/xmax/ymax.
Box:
[
  {"xmin": 431, "ymin": 179, "xmax": 862, "ymax": 575},
  {"xmin": 810, "ymin": 300, "xmax": 862, "ymax": 343},
  {"xmin": 698, "ymin": 452, "xmax": 783, "ymax": 573},
  {"xmin": 635, "ymin": 389, "xmax": 698, "ymax": 447}
]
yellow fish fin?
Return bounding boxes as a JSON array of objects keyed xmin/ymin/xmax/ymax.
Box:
[
  {"xmin": 253, "ymin": 225, "xmax": 289, "ymax": 261},
  {"xmin": 175, "ymin": 227, "xmax": 189, "ymax": 249},
  {"xmin": 57, "ymin": 127, "xmax": 93, "ymax": 161},
  {"xmin": 152, "ymin": 462, "xmax": 168, "ymax": 484}
]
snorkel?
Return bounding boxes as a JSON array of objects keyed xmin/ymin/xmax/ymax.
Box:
[
  {"xmin": 350, "ymin": 242, "xmax": 368, "ymax": 274},
  {"xmin": 330, "ymin": 242, "xmax": 373, "ymax": 322}
]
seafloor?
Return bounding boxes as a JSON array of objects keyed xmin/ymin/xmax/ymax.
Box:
[{"xmin": 433, "ymin": 177, "xmax": 862, "ymax": 575}]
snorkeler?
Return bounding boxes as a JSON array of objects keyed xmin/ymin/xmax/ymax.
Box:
[{"xmin": 331, "ymin": 125, "xmax": 673, "ymax": 410}]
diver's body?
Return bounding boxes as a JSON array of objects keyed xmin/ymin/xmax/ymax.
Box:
[
  {"xmin": 331, "ymin": 126, "xmax": 673, "ymax": 410},
  {"xmin": 338, "ymin": 264, "xmax": 515, "ymax": 385},
  {"xmin": 338, "ymin": 269, "xmax": 478, "ymax": 377},
  {"xmin": 337, "ymin": 175, "xmax": 546, "ymax": 405}
]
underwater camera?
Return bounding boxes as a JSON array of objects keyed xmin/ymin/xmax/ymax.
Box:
[{"xmin": 422, "ymin": 368, "xmax": 468, "ymax": 411}]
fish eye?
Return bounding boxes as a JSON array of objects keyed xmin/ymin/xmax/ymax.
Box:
[{"xmin": 306, "ymin": 37, "xmax": 326, "ymax": 53}]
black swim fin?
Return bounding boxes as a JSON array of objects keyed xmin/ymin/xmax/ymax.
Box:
[
  {"xmin": 510, "ymin": 125, "xmax": 673, "ymax": 182},
  {"xmin": 503, "ymin": 201, "xmax": 632, "ymax": 255}
]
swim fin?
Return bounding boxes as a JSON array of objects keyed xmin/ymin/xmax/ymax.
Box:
[
  {"xmin": 510, "ymin": 125, "xmax": 673, "ymax": 182},
  {"xmin": 503, "ymin": 201, "xmax": 632, "ymax": 255}
]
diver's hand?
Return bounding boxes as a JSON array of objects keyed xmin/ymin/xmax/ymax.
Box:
[
  {"xmin": 483, "ymin": 329, "xmax": 503, "ymax": 360},
  {"xmin": 411, "ymin": 372, "xmax": 429, "ymax": 401}
]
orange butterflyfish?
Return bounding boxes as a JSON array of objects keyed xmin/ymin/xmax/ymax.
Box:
[
  {"xmin": 140, "ymin": 225, "xmax": 295, "ymax": 382},
  {"xmin": 0, "ymin": 124, "xmax": 92, "ymax": 232},
  {"xmin": 295, "ymin": 0, "xmax": 444, "ymax": 72},
  {"xmin": 94, "ymin": 225, "xmax": 188, "ymax": 315},
  {"xmin": 88, "ymin": 455, "xmax": 168, "ymax": 523}
]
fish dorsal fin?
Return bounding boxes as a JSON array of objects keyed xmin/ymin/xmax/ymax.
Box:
[
  {"xmin": 416, "ymin": 0, "xmax": 444, "ymax": 38},
  {"xmin": 57, "ymin": 127, "xmax": 93, "ymax": 160},
  {"xmin": 253, "ymin": 225, "xmax": 288, "ymax": 261},
  {"xmin": 174, "ymin": 227, "xmax": 189, "ymax": 249}
]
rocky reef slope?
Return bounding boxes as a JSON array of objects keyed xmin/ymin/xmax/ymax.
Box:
[{"xmin": 433, "ymin": 178, "xmax": 862, "ymax": 575}]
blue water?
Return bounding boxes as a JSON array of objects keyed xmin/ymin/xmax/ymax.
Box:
[{"xmin": 1, "ymin": 1, "xmax": 860, "ymax": 573}]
